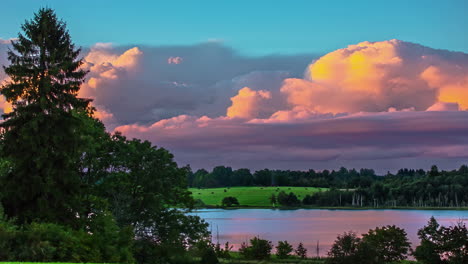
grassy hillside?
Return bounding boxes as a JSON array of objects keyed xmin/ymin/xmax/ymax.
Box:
[{"xmin": 189, "ymin": 186, "xmax": 326, "ymax": 207}]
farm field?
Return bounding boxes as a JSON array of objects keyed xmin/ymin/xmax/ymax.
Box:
[{"xmin": 189, "ymin": 186, "xmax": 326, "ymax": 207}]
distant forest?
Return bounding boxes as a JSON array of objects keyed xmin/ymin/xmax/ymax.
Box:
[{"xmin": 188, "ymin": 165, "xmax": 468, "ymax": 207}]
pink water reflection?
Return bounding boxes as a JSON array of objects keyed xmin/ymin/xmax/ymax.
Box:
[{"xmin": 192, "ymin": 209, "xmax": 468, "ymax": 257}]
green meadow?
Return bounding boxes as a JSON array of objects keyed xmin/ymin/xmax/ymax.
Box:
[{"xmin": 189, "ymin": 186, "xmax": 326, "ymax": 207}]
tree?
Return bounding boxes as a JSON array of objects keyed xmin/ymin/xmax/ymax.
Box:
[
  {"xmin": 277, "ymin": 191, "xmax": 300, "ymax": 206},
  {"xmin": 413, "ymin": 217, "xmax": 444, "ymax": 264},
  {"xmin": 221, "ymin": 196, "xmax": 239, "ymax": 207},
  {"xmin": 269, "ymin": 193, "xmax": 277, "ymax": 206},
  {"xmin": 327, "ymin": 232, "xmax": 361, "ymax": 264},
  {"xmin": 254, "ymin": 169, "xmax": 272, "ymax": 186},
  {"xmin": 361, "ymin": 225, "xmax": 411, "ymax": 263},
  {"xmin": 0, "ymin": 8, "xmax": 92, "ymax": 226},
  {"xmin": 276, "ymin": 240, "xmax": 293, "ymax": 259},
  {"xmin": 239, "ymin": 237, "xmax": 273, "ymax": 260},
  {"xmin": 415, "ymin": 217, "xmax": 468, "ymax": 264},
  {"xmin": 295, "ymin": 242, "xmax": 307, "ymax": 259},
  {"xmin": 97, "ymin": 133, "xmax": 209, "ymax": 261}
]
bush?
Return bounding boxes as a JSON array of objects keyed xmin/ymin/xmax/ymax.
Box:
[
  {"xmin": 295, "ymin": 242, "xmax": 307, "ymax": 259},
  {"xmin": 276, "ymin": 240, "xmax": 293, "ymax": 259},
  {"xmin": 200, "ymin": 248, "xmax": 219, "ymax": 264},
  {"xmin": 239, "ymin": 236, "xmax": 273, "ymax": 260},
  {"xmin": 277, "ymin": 191, "xmax": 301, "ymax": 206},
  {"xmin": 0, "ymin": 215, "xmax": 134, "ymax": 263},
  {"xmin": 221, "ymin": 196, "xmax": 239, "ymax": 207}
]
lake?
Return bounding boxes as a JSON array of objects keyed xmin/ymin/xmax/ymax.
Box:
[{"xmin": 191, "ymin": 209, "xmax": 468, "ymax": 257}]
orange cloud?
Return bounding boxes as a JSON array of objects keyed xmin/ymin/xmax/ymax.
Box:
[
  {"xmin": 421, "ymin": 65, "xmax": 468, "ymax": 110},
  {"xmin": 426, "ymin": 102, "xmax": 460, "ymax": 111},
  {"xmin": 226, "ymin": 87, "xmax": 273, "ymax": 119},
  {"xmin": 281, "ymin": 40, "xmax": 468, "ymax": 114}
]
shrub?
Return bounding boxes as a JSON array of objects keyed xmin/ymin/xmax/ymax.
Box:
[
  {"xmin": 239, "ymin": 236, "xmax": 273, "ymax": 260},
  {"xmin": 295, "ymin": 242, "xmax": 307, "ymax": 259},
  {"xmin": 277, "ymin": 191, "xmax": 301, "ymax": 206},
  {"xmin": 221, "ymin": 196, "xmax": 240, "ymax": 207},
  {"xmin": 276, "ymin": 240, "xmax": 293, "ymax": 259},
  {"xmin": 200, "ymin": 248, "xmax": 219, "ymax": 264}
]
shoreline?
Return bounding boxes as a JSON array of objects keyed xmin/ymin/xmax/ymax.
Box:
[{"xmin": 194, "ymin": 205, "xmax": 468, "ymax": 211}]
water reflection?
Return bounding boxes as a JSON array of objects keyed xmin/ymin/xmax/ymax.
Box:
[{"xmin": 191, "ymin": 209, "xmax": 468, "ymax": 257}]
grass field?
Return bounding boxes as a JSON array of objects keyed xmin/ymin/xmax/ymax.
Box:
[{"xmin": 189, "ymin": 186, "xmax": 326, "ymax": 207}]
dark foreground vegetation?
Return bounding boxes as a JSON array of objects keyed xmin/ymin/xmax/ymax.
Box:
[
  {"xmin": 0, "ymin": 8, "xmax": 207, "ymax": 263},
  {"xmin": 188, "ymin": 165, "xmax": 468, "ymax": 208},
  {"xmin": 0, "ymin": 7, "xmax": 466, "ymax": 264}
]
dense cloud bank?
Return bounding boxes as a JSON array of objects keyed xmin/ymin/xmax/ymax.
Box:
[{"xmin": 1, "ymin": 39, "xmax": 468, "ymax": 172}]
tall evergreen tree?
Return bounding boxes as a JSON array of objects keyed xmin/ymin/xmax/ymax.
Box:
[{"xmin": 0, "ymin": 8, "xmax": 91, "ymax": 225}]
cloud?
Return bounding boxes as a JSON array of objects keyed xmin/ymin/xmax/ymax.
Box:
[
  {"xmin": 426, "ymin": 102, "xmax": 460, "ymax": 111},
  {"xmin": 281, "ymin": 39, "xmax": 468, "ymax": 114},
  {"xmin": 107, "ymin": 40, "xmax": 468, "ymax": 172},
  {"xmin": 77, "ymin": 42, "xmax": 314, "ymax": 124},
  {"xmin": 0, "ymin": 40, "xmax": 12, "ymax": 114},
  {"xmin": 226, "ymin": 87, "xmax": 273, "ymax": 119},
  {"xmin": 167, "ymin": 56, "xmax": 183, "ymax": 64},
  {"xmin": 2, "ymin": 39, "xmax": 468, "ymax": 172},
  {"xmin": 115, "ymin": 111, "xmax": 468, "ymax": 172}
]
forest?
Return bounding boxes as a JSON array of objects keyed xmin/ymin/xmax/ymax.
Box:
[{"xmin": 188, "ymin": 165, "xmax": 468, "ymax": 208}]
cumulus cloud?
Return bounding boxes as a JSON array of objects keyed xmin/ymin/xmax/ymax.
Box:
[
  {"xmin": 226, "ymin": 87, "xmax": 273, "ymax": 119},
  {"xmin": 77, "ymin": 42, "xmax": 314, "ymax": 124},
  {"xmin": 2, "ymin": 38, "xmax": 468, "ymax": 172},
  {"xmin": 108, "ymin": 40, "xmax": 468, "ymax": 172},
  {"xmin": 281, "ymin": 39, "xmax": 468, "ymax": 114}
]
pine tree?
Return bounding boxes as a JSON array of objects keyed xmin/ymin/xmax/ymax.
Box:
[{"xmin": 0, "ymin": 8, "xmax": 91, "ymax": 226}]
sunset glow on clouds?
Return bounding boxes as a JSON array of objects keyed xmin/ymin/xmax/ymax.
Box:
[{"xmin": 1, "ymin": 39, "xmax": 468, "ymax": 171}]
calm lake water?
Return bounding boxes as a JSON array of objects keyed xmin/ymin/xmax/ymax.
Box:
[{"xmin": 191, "ymin": 209, "xmax": 468, "ymax": 257}]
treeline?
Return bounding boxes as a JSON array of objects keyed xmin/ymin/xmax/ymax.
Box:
[
  {"xmin": 188, "ymin": 166, "xmax": 379, "ymax": 188},
  {"xmin": 189, "ymin": 165, "xmax": 468, "ymax": 208}
]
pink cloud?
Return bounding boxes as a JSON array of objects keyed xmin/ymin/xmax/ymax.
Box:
[
  {"xmin": 167, "ymin": 56, "xmax": 183, "ymax": 64},
  {"xmin": 226, "ymin": 87, "xmax": 273, "ymax": 119}
]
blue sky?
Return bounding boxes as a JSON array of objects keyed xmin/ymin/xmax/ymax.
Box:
[{"xmin": 1, "ymin": 0, "xmax": 467, "ymax": 55}]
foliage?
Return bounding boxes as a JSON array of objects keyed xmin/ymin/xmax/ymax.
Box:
[
  {"xmin": 327, "ymin": 226, "xmax": 410, "ymax": 264},
  {"xmin": 277, "ymin": 191, "xmax": 301, "ymax": 206},
  {"xmin": 189, "ymin": 164, "xmax": 468, "ymax": 209},
  {"xmin": 326, "ymin": 232, "xmax": 361, "ymax": 264},
  {"xmin": 414, "ymin": 217, "xmax": 468, "ymax": 264},
  {"xmin": 361, "ymin": 225, "xmax": 411, "ymax": 263},
  {"xmin": 239, "ymin": 236, "xmax": 273, "ymax": 260},
  {"xmin": 275, "ymin": 240, "xmax": 294, "ymax": 259},
  {"xmin": 215, "ymin": 242, "xmax": 232, "ymax": 259},
  {"xmin": 0, "ymin": 7, "xmax": 92, "ymax": 226},
  {"xmin": 0, "ymin": 220, "xmax": 134, "ymax": 263},
  {"xmin": 295, "ymin": 242, "xmax": 307, "ymax": 259},
  {"xmin": 221, "ymin": 196, "xmax": 240, "ymax": 207},
  {"xmin": 200, "ymin": 248, "xmax": 219, "ymax": 264},
  {"xmin": 0, "ymin": 8, "xmax": 208, "ymax": 263}
]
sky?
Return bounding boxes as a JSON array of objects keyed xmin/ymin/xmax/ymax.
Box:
[
  {"xmin": 1, "ymin": 0, "xmax": 467, "ymax": 55},
  {"xmin": 1, "ymin": 1, "xmax": 468, "ymax": 173}
]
